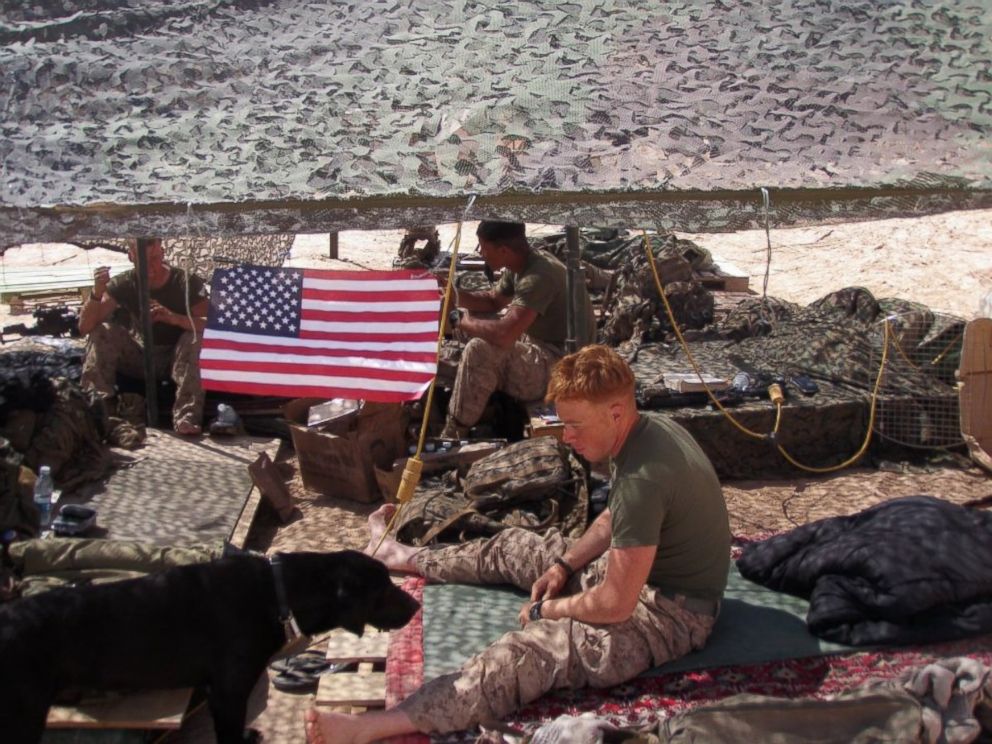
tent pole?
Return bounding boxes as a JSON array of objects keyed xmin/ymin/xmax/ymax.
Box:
[
  {"xmin": 134, "ymin": 239, "xmax": 159, "ymax": 429},
  {"xmin": 564, "ymin": 226, "xmax": 580, "ymax": 353}
]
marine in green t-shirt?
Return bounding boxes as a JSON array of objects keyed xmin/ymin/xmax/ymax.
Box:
[
  {"xmin": 609, "ymin": 413, "xmax": 730, "ymax": 600},
  {"xmin": 496, "ymin": 249, "xmax": 595, "ymax": 351},
  {"xmin": 77, "ymin": 238, "xmax": 210, "ymax": 436},
  {"xmin": 439, "ymin": 221, "xmax": 597, "ymax": 439}
]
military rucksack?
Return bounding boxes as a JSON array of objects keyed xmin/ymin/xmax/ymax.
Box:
[{"xmin": 395, "ymin": 436, "xmax": 589, "ymax": 546}]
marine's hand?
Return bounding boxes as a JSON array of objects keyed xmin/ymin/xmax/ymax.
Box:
[
  {"xmin": 93, "ymin": 266, "xmax": 111, "ymax": 297},
  {"xmin": 530, "ymin": 565, "xmax": 566, "ymax": 602},
  {"xmin": 149, "ymin": 301, "xmax": 174, "ymax": 325},
  {"xmin": 518, "ymin": 600, "xmax": 534, "ymax": 628}
]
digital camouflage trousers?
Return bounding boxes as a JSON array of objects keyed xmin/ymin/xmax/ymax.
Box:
[
  {"xmin": 80, "ymin": 323, "xmax": 205, "ymax": 430},
  {"xmin": 445, "ymin": 335, "xmax": 561, "ymax": 433},
  {"xmin": 397, "ymin": 527, "xmax": 717, "ymax": 733}
]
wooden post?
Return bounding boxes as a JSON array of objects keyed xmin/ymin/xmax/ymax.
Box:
[
  {"xmin": 134, "ymin": 238, "xmax": 159, "ymax": 429},
  {"xmin": 564, "ymin": 226, "xmax": 581, "ymax": 353},
  {"xmin": 328, "ymin": 232, "xmax": 339, "ymax": 259}
]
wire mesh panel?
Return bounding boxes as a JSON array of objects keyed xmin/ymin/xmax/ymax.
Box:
[{"xmin": 871, "ymin": 311, "xmax": 965, "ymax": 449}]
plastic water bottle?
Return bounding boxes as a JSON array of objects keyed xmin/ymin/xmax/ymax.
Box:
[
  {"xmin": 216, "ymin": 403, "xmax": 238, "ymax": 426},
  {"xmin": 34, "ymin": 465, "xmax": 54, "ymax": 530}
]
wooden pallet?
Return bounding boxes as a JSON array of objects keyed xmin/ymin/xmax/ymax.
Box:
[
  {"xmin": 315, "ymin": 628, "xmax": 390, "ymax": 711},
  {"xmin": 1, "ymin": 264, "xmax": 130, "ymax": 311},
  {"xmin": 695, "ymin": 268, "xmax": 750, "ymax": 293}
]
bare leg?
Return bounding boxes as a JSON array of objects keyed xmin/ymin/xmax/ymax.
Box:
[
  {"xmin": 364, "ymin": 503, "xmax": 424, "ymax": 573},
  {"xmin": 305, "ymin": 708, "xmax": 418, "ymax": 744}
]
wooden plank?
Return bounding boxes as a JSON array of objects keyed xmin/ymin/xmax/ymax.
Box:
[
  {"xmin": 525, "ymin": 402, "xmax": 564, "ymax": 441},
  {"xmin": 228, "ymin": 484, "xmax": 263, "ymax": 550},
  {"xmin": 315, "ymin": 662, "xmax": 386, "ymax": 708},
  {"xmin": 0, "ymin": 264, "xmax": 130, "ymax": 301},
  {"xmin": 325, "ymin": 629, "xmax": 389, "ymax": 663},
  {"xmin": 47, "ymin": 689, "xmax": 191, "ymax": 730},
  {"xmin": 959, "ymin": 318, "xmax": 992, "ymax": 472}
]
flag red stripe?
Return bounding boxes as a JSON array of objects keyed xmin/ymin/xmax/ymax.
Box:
[
  {"xmin": 199, "ymin": 358, "xmax": 435, "ymax": 383},
  {"xmin": 298, "ymin": 330, "xmax": 438, "ymax": 343},
  {"xmin": 201, "ymin": 378, "xmax": 424, "ymax": 402},
  {"xmin": 301, "ymin": 309, "xmax": 439, "ymax": 323},
  {"xmin": 302, "ymin": 288, "xmax": 440, "ymax": 302},
  {"xmin": 302, "ymin": 268, "xmax": 431, "ymax": 281},
  {"xmin": 200, "ymin": 337, "xmax": 437, "ymax": 363}
]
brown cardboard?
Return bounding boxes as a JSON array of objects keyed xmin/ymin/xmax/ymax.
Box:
[{"xmin": 284, "ymin": 398, "xmax": 409, "ymax": 503}]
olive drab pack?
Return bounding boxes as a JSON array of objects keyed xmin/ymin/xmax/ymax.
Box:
[{"xmin": 394, "ymin": 436, "xmax": 589, "ymax": 547}]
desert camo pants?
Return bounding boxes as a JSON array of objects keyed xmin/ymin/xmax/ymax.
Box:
[
  {"xmin": 80, "ymin": 323, "xmax": 205, "ymax": 429},
  {"xmin": 397, "ymin": 528, "xmax": 717, "ymax": 734},
  {"xmin": 446, "ymin": 335, "xmax": 561, "ymax": 430}
]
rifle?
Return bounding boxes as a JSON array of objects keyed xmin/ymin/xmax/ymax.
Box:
[{"xmin": 1, "ymin": 305, "xmax": 80, "ymax": 344}]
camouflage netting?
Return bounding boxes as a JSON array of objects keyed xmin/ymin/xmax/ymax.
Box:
[
  {"xmin": 2, "ymin": 1, "xmax": 991, "ymax": 244},
  {"xmin": 625, "ymin": 287, "xmax": 966, "ymax": 477},
  {"xmin": 74, "ymin": 235, "xmax": 293, "ymax": 282}
]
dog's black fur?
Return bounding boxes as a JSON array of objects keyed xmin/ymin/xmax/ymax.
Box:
[{"xmin": 0, "ymin": 549, "xmax": 419, "ymax": 743}]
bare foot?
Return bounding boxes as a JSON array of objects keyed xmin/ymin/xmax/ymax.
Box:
[
  {"xmin": 304, "ymin": 708, "xmax": 365, "ymax": 744},
  {"xmin": 365, "ymin": 503, "xmax": 422, "ymax": 572},
  {"xmin": 174, "ymin": 421, "xmax": 202, "ymax": 436},
  {"xmin": 366, "ymin": 503, "xmax": 397, "ymax": 551}
]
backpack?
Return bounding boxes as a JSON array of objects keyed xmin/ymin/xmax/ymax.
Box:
[{"xmin": 395, "ymin": 436, "xmax": 589, "ymax": 546}]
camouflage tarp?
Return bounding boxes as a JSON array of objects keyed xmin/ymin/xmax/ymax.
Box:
[
  {"xmin": 629, "ymin": 287, "xmax": 966, "ymax": 477},
  {"xmin": 1, "ymin": 1, "xmax": 991, "ymax": 245}
]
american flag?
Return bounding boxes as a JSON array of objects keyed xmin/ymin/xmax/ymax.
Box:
[{"xmin": 200, "ymin": 265, "xmax": 440, "ymax": 402}]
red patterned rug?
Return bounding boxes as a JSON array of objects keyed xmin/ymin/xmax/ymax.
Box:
[{"xmin": 387, "ymin": 574, "xmax": 992, "ymax": 741}]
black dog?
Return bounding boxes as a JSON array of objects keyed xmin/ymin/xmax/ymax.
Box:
[{"xmin": 0, "ymin": 549, "xmax": 419, "ymax": 743}]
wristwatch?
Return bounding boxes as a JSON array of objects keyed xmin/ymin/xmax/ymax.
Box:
[{"xmin": 528, "ymin": 599, "xmax": 545, "ymax": 622}]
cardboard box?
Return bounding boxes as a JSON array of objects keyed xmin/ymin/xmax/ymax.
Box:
[{"xmin": 284, "ymin": 398, "xmax": 408, "ymax": 503}]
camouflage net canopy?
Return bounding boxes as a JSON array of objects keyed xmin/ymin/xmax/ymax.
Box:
[
  {"xmin": 2, "ymin": 0, "xmax": 991, "ymax": 246},
  {"xmin": 77, "ymin": 235, "xmax": 294, "ymax": 282}
]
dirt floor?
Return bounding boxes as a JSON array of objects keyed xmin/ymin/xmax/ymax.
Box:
[{"xmin": 2, "ymin": 209, "xmax": 990, "ymax": 742}]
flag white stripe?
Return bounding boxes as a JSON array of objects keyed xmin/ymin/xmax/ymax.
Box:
[
  {"xmin": 300, "ymin": 319, "xmax": 438, "ymax": 334},
  {"xmin": 199, "ymin": 348, "xmax": 437, "ymax": 374},
  {"xmin": 203, "ymin": 328, "xmax": 436, "ymax": 353},
  {"xmin": 200, "ymin": 368, "xmax": 430, "ymax": 393},
  {"xmin": 303, "ymin": 277, "xmax": 437, "ymax": 292},
  {"xmin": 301, "ymin": 298, "xmax": 439, "ymax": 313}
]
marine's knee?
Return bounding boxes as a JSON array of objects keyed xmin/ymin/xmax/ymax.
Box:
[{"xmin": 461, "ymin": 337, "xmax": 497, "ymax": 363}]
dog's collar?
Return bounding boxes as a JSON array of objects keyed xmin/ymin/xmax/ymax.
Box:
[{"xmin": 269, "ymin": 554, "xmax": 305, "ymax": 652}]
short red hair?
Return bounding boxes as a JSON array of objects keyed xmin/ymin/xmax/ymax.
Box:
[{"xmin": 546, "ymin": 344, "xmax": 635, "ymax": 404}]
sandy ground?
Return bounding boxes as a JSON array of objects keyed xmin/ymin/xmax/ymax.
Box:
[{"xmin": 2, "ymin": 210, "xmax": 989, "ymax": 742}]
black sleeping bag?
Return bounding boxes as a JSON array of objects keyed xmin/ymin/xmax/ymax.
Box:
[{"xmin": 736, "ymin": 495, "xmax": 992, "ymax": 646}]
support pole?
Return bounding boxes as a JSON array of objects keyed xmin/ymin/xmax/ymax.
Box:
[
  {"xmin": 328, "ymin": 232, "xmax": 339, "ymax": 259},
  {"xmin": 564, "ymin": 226, "xmax": 581, "ymax": 353},
  {"xmin": 134, "ymin": 239, "xmax": 158, "ymax": 428}
]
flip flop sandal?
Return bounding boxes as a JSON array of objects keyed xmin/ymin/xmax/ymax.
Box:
[
  {"xmin": 270, "ymin": 650, "xmax": 330, "ymax": 675},
  {"xmin": 272, "ymin": 668, "xmax": 321, "ymax": 693},
  {"xmin": 272, "ymin": 662, "xmax": 355, "ymax": 694}
]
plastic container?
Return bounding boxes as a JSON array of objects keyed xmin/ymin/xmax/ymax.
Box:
[{"xmin": 34, "ymin": 465, "xmax": 54, "ymax": 529}]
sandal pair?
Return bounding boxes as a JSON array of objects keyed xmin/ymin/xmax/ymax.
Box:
[{"xmin": 270, "ymin": 651, "xmax": 352, "ymax": 693}]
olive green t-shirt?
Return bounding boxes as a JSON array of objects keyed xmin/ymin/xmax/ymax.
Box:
[
  {"xmin": 497, "ymin": 250, "xmax": 595, "ymax": 350},
  {"xmin": 107, "ymin": 267, "xmax": 208, "ymax": 347},
  {"xmin": 609, "ymin": 414, "xmax": 730, "ymax": 600}
]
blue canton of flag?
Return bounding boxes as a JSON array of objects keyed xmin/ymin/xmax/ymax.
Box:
[{"xmin": 207, "ymin": 266, "xmax": 303, "ymax": 338}]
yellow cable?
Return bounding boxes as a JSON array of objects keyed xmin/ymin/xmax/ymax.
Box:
[
  {"xmin": 775, "ymin": 320, "xmax": 890, "ymax": 473},
  {"xmin": 642, "ymin": 231, "xmax": 769, "ymax": 440},
  {"xmin": 642, "ymin": 230, "xmax": 888, "ymax": 474},
  {"xmin": 372, "ymin": 221, "xmax": 464, "ymax": 556}
]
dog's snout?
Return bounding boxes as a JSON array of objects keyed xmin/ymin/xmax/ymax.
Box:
[{"xmin": 373, "ymin": 585, "xmax": 419, "ymax": 629}]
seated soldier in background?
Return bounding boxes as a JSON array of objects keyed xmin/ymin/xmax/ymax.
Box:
[
  {"xmin": 77, "ymin": 237, "xmax": 209, "ymax": 436},
  {"xmin": 305, "ymin": 344, "xmax": 731, "ymax": 744},
  {"xmin": 440, "ymin": 220, "xmax": 596, "ymax": 439}
]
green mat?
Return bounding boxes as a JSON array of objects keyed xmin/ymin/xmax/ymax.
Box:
[{"xmin": 422, "ymin": 563, "xmax": 854, "ymax": 680}]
